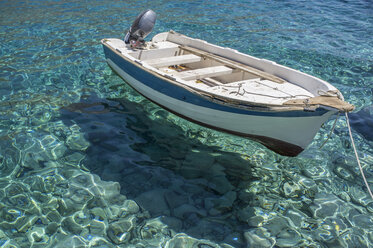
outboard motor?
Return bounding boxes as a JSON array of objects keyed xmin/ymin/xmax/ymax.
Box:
[{"xmin": 124, "ymin": 9, "xmax": 156, "ymax": 48}]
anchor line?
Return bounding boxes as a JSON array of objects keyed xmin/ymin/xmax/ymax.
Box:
[{"xmin": 345, "ymin": 112, "xmax": 373, "ymax": 200}]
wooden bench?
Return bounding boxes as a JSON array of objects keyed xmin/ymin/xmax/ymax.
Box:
[
  {"xmin": 179, "ymin": 46, "xmax": 286, "ymax": 84},
  {"xmin": 176, "ymin": 66, "xmax": 233, "ymax": 81},
  {"xmin": 144, "ymin": 54, "xmax": 201, "ymax": 67}
]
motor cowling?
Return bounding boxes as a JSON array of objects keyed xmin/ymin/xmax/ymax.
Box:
[{"xmin": 124, "ymin": 9, "xmax": 156, "ymax": 48}]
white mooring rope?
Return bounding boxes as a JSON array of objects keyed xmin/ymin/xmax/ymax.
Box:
[{"xmin": 345, "ymin": 112, "xmax": 373, "ymax": 200}]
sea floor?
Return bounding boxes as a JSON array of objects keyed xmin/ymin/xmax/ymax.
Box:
[{"xmin": 1, "ymin": 0, "xmax": 373, "ymax": 247}]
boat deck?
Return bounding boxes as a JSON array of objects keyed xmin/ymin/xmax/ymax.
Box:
[{"xmin": 106, "ymin": 39, "xmax": 314, "ymax": 105}]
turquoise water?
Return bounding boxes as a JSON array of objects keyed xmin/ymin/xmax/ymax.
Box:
[{"xmin": 1, "ymin": 0, "xmax": 373, "ymax": 247}]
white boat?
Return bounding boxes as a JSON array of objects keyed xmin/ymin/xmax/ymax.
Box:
[{"xmin": 101, "ymin": 10, "xmax": 353, "ymax": 156}]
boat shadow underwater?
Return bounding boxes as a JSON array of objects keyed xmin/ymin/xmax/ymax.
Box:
[
  {"xmin": 58, "ymin": 94, "xmax": 373, "ymax": 247},
  {"xmin": 350, "ymin": 104, "xmax": 373, "ymax": 143},
  {"xmin": 60, "ymin": 93, "xmax": 261, "ymax": 247}
]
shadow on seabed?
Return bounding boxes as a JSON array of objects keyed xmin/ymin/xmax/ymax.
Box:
[{"xmin": 60, "ymin": 92, "xmax": 259, "ymax": 247}]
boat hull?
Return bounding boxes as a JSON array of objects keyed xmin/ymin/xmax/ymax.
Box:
[{"xmin": 103, "ymin": 44, "xmax": 336, "ymax": 156}]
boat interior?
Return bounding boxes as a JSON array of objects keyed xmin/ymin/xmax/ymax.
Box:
[{"xmin": 109, "ymin": 39, "xmax": 315, "ymax": 105}]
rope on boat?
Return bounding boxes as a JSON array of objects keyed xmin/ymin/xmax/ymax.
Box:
[
  {"xmin": 345, "ymin": 112, "xmax": 373, "ymax": 200},
  {"xmin": 319, "ymin": 112, "xmax": 340, "ymax": 149},
  {"xmin": 219, "ymin": 82, "xmax": 311, "ymax": 99}
]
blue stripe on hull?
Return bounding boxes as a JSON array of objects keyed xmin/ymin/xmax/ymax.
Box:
[{"xmin": 103, "ymin": 45, "xmax": 328, "ymax": 118}]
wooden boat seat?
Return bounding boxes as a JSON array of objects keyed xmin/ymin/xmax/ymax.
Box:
[
  {"xmin": 176, "ymin": 66, "xmax": 233, "ymax": 81},
  {"xmin": 223, "ymin": 78, "xmax": 261, "ymax": 86},
  {"xmin": 179, "ymin": 46, "xmax": 286, "ymax": 84},
  {"xmin": 144, "ymin": 54, "xmax": 201, "ymax": 68}
]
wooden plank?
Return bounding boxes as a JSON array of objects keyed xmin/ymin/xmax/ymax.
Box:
[
  {"xmin": 224, "ymin": 78, "xmax": 261, "ymax": 86},
  {"xmin": 284, "ymin": 96, "xmax": 354, "ymax": 112},
  {"xmin": 144, "ymin": 54, "xmax": 201, "ymax": 67},
  {"xmin": 204, "ymin": 77, "xmax": 225, "ymax": 86},
  {"xmin": 177, "ymin": 66, "xmax": 232, "ymax": 81},
  {"xmin": 179, "ymin": 46, "xmax": 285, "ymax": 84}
]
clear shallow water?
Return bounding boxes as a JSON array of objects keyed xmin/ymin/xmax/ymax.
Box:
[{"xmin": 1, "ymin": 0, "xmax": 373, "ymax": 247}]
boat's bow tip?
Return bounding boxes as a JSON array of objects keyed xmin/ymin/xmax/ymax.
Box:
[
  {"xmin": 283, "ymin": 96, "xmax": 354, "ymax": 113},
  {"xmin": 340, "ymin": 102, "xmax": 355, "ymax": 113},
  {"xmin": 101, "ymin": 38, "xmax": 110, "ymax": 45}
]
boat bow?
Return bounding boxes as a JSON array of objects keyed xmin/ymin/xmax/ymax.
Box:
[{"xmin": 283, "ymin": 94, "xmax": 354, "ymax": 112}]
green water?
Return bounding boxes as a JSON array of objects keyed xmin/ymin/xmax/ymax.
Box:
[{"xmin": 0, "ymin": 0, "xmax": 373, "ymax": 247}]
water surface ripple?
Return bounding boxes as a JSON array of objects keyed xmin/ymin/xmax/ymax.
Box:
[{"xmin": 1, "ymin": 0, "xmax": 373, "ymax": 247}]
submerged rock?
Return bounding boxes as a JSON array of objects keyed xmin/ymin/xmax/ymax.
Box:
[
  {"xmin": 88, "ymin": 219, "xmax": 106, "ymax": 236},
  {"xmin": 173, "ymin": 204, "xmax": 206, "ymax": 219},
  {"xmin": 159, "ymin": 216, "xmax": 183, "ymax": 231},
  {"xmin": 236, "ymin": 206, "xmax": 255, "ymax": 223},
  {"xmin": 135, "ymin": 189, "xmax": 169, "ymax": 216},
  {"xmin": 284, "ymin": 208, "xmax": 308, "ymax": 227},
  {"xmin": 244, "ymin": 228, "xmax": 275, "ymax": 248},
  {"xmin": 247, "ymin": 216, "xmax": 265, "ymax": 227},
  {"xmin": 66, "ymin": 133, "xmax": 90, "ymax": 151},
  {"xmin": 61, "ymin": 216, "xmax": 84, "ymax": 235},
  {"xmin": 89, "ymin": 207, "xmax": 107, "ymax": 223},
  {"xmin": 207, "ymin": 176, "xmax": 234, "ymax": 195},
  {"xmin": 164, "ymin": 233, "xmax": 223, "ymax": 248},
  {"xmin": 204, "ymin": 191, "xmax": 237, "ymax": 216},
  {"xmin": 351, "ymin": 214, "xmax": 373, "ymax": 229},
  {"xmin": 139, "ymin": 217, "xmax": 170, "ymax": 239},
  {"xmin": 310, "ymin": 193, "xmax": 344, "ymax": 218},
  {"xmin": 27, "ymin": 226, "xmax": 47, "ymax": 244},
  {"xmin": 62, "ymin": 152, "xmax": 85, "ymax": 168},
  {"xmin": 45, "ymin": 222, "xmax": 59, "ymax": 236},
  {"xmin": 107, "ymin": 216, "xmax": 136, "ymax": 244},
  {"xmin": 276, "ymin": 228, "xmax": 302, "ymax": 247},
  {"xmin": 281, "ymin": 181, "xmax": 302, "ymax": 198},
  {"xmin": 349, "ymin": 186, "xmax": 373, "ymax": 207},
  {"xmin": 264, "ymin": 217, "xmax": 290, "ymax": 236},
  {"xmin": 53, "ymin": 234, "xmax": 87, "ymax": 248},
  {"xmin": 164, "ymin": 190, "xmax": 189, "ymax": 209},
  {"xmin": 122, "ymin": 199, "xmax": 140, "ymax": 215}
]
